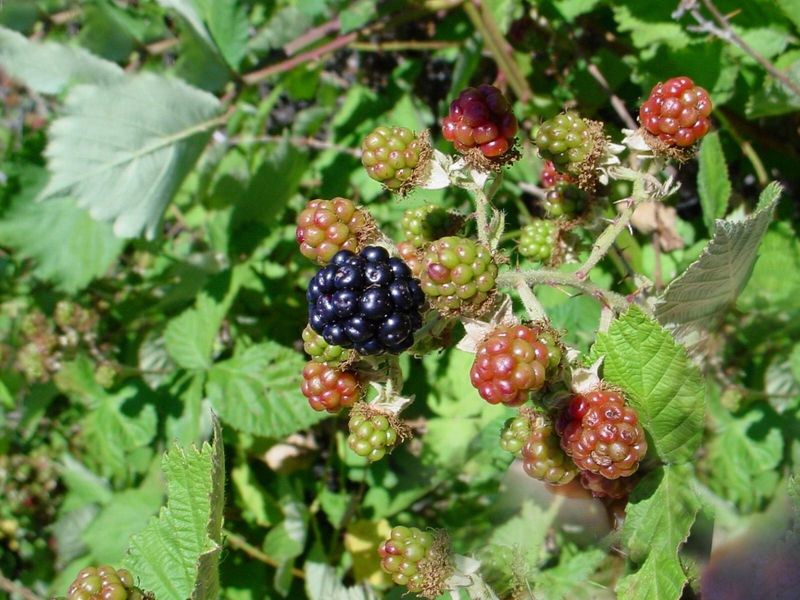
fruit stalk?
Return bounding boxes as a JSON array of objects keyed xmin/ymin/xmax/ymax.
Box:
[{"xmin": 497, "ymin": 270, "xmax": 630, "ymax": 313}]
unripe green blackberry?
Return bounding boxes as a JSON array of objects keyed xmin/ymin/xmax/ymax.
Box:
[
  {"xmin": 521, "ymin": 413, "xmax": 578, "ymax": 485},
  {"xmin": 534, "ymin": 112, "xmax": 593, "ymax": 171},
  {"xmin": 347, "ymin": 406, "xmax": 405, "ymax": 462},
  {"xmin": 302, "ymin": 325, "xmax": 354, "ymax": 366},
  {"xmin": 518, "ymin": 220, "xmax": 557, "ymax": 261},
  {"xmin": 543, "ymin": 182, "xmax": 589, "ymax": 219},
  {"xmin": 419, "ymin": 236, "xmax": 498, "ymax": 314},
  {"xmin": 66, "ymin": 565, "xmax": 148, "ymax": 600},
  {"xmin": 379, "ymin": 526, "xmax": 450, "ymax": 596},
  {"xmin": 500, "ymin": 414, "xmax": 531, "ymax": 456},
  {"xmin": 401, "ymin": 206, "xmax": 459, "ymax": 248},
  {"xmin": 361, "ymin": 126, "xmax": 429, "ymax": 191}
]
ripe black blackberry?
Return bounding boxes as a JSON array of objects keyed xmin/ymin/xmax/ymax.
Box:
[{"xmin": 307, "ymin": 247, "xmax": 425, "ymax": 355}]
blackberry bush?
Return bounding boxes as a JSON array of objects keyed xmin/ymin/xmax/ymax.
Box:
[
  {"xmin": 300, "ymin": 361, "xmax": 361, "ymax": 412},
  {"xmin": 419, "ymin": 236, "xmax": 497, "ymax": 314},
  {"xmin": 301, "ymin": 325, "xmax": 354, "ymax": 365},
  {"xmin": 307, "ymin": 247, "xmax": 425, "ymax": 355},
  {"xmin": 470, "ymin": 324, "xmax": 562, "ymax": 406},
  {"xmin": 441, "ymin": 84, "xmax": 518, "ymax": 158},
  {"xmin": 640, "ymin": 76, "xmax": 712, "ymax": 147},
  {"xmin": 521, "ymin": 413, "xmax": 578, "ymax": 485},
  {"xmin": 295, "ymin": 198, "xmax": 373, "ymax": 264},
  {"xmin": 558, "ymin": 390, "xmax": 647, "ymax": 479},
  {"xmin": 361, "ymin": 126, "xmax": 430, "ymax": 191},
  {"xmin": 519, "ymin": 220, "xmax": 557, "ymax": 261}
]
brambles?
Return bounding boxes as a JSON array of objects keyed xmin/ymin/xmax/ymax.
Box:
[
  {"xmin": 543, "ymin": 182, "xmax": 589, "ymax": 219},
  {"xmin": 640, "ymin": 76, "xmax": 712, "ymax": 147},
  {"xmin": 521, "ymin": 413, "xmax": 578, "ymax": 485},
  {"xmin": 442, "ymin": 84, "xmax": 518, "ymax": 158},
  {"xmin": 361, "ymin": 126, "xmax": 430, "ymax": 191},
  {"xmin": 306, "ymin": 247, "xmax": 425, "ymax": 355},
  {"xmin": 295, "ymin": 198, "xmax": 372, "ymax": 264},
  {"xmin": 470, "ymin": 324, "xmax": 562, "ymax": 406},
  {"xmin": 558, "ymin": 390, "xmax": 647, "ymax": 479},
  {"xmin": 419, "ymin": 236, "xmax": 497, "ymax": 314},
  {"xmin": 347, "ymin": 404, "xmax": 406, "ymax": 461},
  {"xmin": 401, "ymin": 205, "xmax": 460, "ymax": 247},
  {"xmin": 301, "ymin": 325, "xmax": 354, "ymax": 365},
  {"xmin": 300, "ymin": 362, "xmax": 361, "ymax": 412},
  {"xmin": 378, "ymin": 526, "xmax": 450, "ymax": 597},
  {"xmin": 66, "ymin": 565, "xmax": 148, "ymax": 600},
  {"xmin": 519, "ymin": 220, "xmax": 557, "ymax": 261},
  {"xmin": 500, "ymin": 414, "xmax": 531, "ymax": 456}
]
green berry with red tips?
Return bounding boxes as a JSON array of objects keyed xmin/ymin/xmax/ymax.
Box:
[
  {"xmin": 379, "ymin": 526, "xmax": 441, "ymax": 593},
  {"xmin": 302, "ymin": 325, "xmax": 354, "ymax": 366},
  {"xmin": 500, "ymin": 414, "xmax": 531, "ymax": 456},
  {"xmin": 66, "ymin": 565, "xmax": 150, "ymax": 600},
  {"xmin": 419, "ymin": 236, "xmax": 498, "ymax": 313},
  {"xmin": 300, "ymin": 362, "xmax": 361, "ymax": 413},
  {"xmin": 521, "ymin": 413, "xmax": 578, "ymax": 485},
  {"xmin": 519, "ymin": 220, "xmax": 557, "ymax": 261},
  {"xmin": 295, "ymin": 198, "xmax": 372, "ymax": 264},
  {"xmin": 361, "ymin": 126, "xmax": 429, "ymax": 190},
  {"xmin": 543, "ymin": 181, "xmax": 589, "ymax": 219},
  {"xmin": 397, "ymin": 241, "xmax": 423, "ymax": 278}
]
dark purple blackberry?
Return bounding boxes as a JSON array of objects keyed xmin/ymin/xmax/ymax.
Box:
[{"xmin": 307, "ymin": 247, "xmax": 426, "ymax": 355}]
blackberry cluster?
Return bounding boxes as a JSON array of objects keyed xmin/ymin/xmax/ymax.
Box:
[
  {"xmin": 539, "ymin": 159, "xmax": 571, "ymax": 189},
  {"xmin": 442, "ymin": 84, "xmax": 518, "ymax": 158},
  {"xmin": 419, "ymin": 236, "xmax": 497, "ymax": 313},
  {"xmin": 347, "ymin": 410, "xmax": 399, "ymax": 462},
  {"xmin": 499, "ymin": 414, "xmax": 531, "ymax": 456},
  {"xmin": 296, "ymin": 198, "xmax": 370, "ymax": 264},
  {"xmin": 307, "ymin": 247, "xmax": 425, "ymax": 355},
  {"xmin": 640, "ymin": 76, "xmax": 712, "ymax": 147},
  {"xmin": 558, "ymin": 390, "xmax": 647, "ymax": 479},
  {"xmin": 401, "ymin": 206, "xmax": 458, "ymax": 248},
  {"xmin": 519, "ymin": 220, "xmax": 557, "ymax": 261},
  {"xmin": 579, "ymin": 471, "xmax": 637, "ymax": 500},
  {"xmin": 378, "ymin": 526, "xmax": 435, "ymax": 592},
  {"xmin": 521, "ymin": 413, "xmax": 578, "ymax": 485},
  {"xmin": 543, "ymin": 182, "xmax": 588, "ymax": 219},
  {"xmin": 300, "ymin": 362, "xmax": 360, "ymax": 413},
  {"xmin": 470, "ymin": 324, "xmax": 561, "ymax": 406},
  {"xmin": 361, "ymin": 126, "xmax": 427, "ymax": 190},
  {"xmin": 66, "ymin": 565, "xmax": 146, "ymax": 600},
  {"xmin": 534, "ymin": 112, "xmax": 592, "ymax": 171},
  {"xmin": 301, "ymin": 325, "xmax": 353, "ymax": 366}
]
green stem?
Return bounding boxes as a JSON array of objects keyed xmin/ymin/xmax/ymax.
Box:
[
  {"xmin": 576, "ymin": 198, "xmax": 637, "ymax": 280},
  {"xmin": 514, "ymin": 280, "xmax": 547, "ymax": 322},
  {"xmin": 497, "ymin": 270, "xmax": 630, "ymax": 313}
]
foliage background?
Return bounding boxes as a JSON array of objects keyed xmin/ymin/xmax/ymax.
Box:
[{"xmin": 0, "ymin": 0, "xmax": 799, "ymax": 599}]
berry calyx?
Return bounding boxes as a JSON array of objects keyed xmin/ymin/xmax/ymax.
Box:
[
  {"xmin": 379, "ymin": 526, "xmax": 451, "ymax": 598},
  {"xmin": 558, "ymin": 390, "xmax": 647, "ymax": 479},
  {"xmin": 306, "ymin": 247, "xmax": 425, "ymax": 355},
  {"xmin": 470, "ymin": 324, "xmax": 562, "ymax": 406},
  {"xmin": 499, "ymin": 414, "xmax": 531, "ymax": 456},
  {"xmin": 543, "ymin": 181, "xmax": 589, "ymax": 219},
  {"xmin": 361, "ymin": 126, "xmax": 431, "ymax": 191},
  {"xmin": 300, "ymin": 362, "xmax": 361, "ymax": 412},
  {"xmin": 579, "ymin": 471, "xmax": 638, "ymax": 500},
  {"xmin": 521, "ymin": 413, "xmax": 578, "ymax": 485},
  {"xmin": 347, "ymin": 404, "xmax": 407, "ymax": 462},
  {"xmin": 401, "ymin": 206, "xmax": 461, "ymax": 248},
  {"xmin": 639, "ymin": 76, "xmax": 712, "ymax": 147},
  {"xmin": 419, "ymin": 236, "xmax": 498, "ymax": 315},
  {"xmin": 302, "ymin": 325, "xmax": 354, "ymax": 366},
  {"xmin": 518, "ymin": 220, "xmax": 557, "ymax": 262},
  {"xmin": 539, "ymin": 159, "xmax": 571, "ymax": 189},
  {"xmin": 442, "ymin": 84, "xmax": 518, "ymax": 159},
  {"xmin": 66, "ymin": 565, "xmax": 149, "ymax": 600},
  {"xmin": 295, "ymin": 198, "xmax": 373, "ymax": 265}
]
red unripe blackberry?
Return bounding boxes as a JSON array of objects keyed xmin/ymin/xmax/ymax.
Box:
[
  {"xmin": 579, "ymin": 471, "xmax": 638, "ymax": 500},
  {"xmin": 470, "ymin": 324, "xmax": 562, "ymax": 406},
  {"xmin": 397, "ymin": 241, "xmax": 423, "ymax": 278},
  {"xmin": 300, "ymin": 362, "xmax": 361, "ymax": 413},
  {"xmin": 558, "ymin": 390, "xmax": 647, "ymax": 479},
  {"xmin": 539, "ymin": 160, "xmax": 571, "ymax": 189},
  {"xmin": 378, "ymin": 526, "xmax": 438, "ymax": 593},
  {"xmin": 521, "ymin": 413, "xmax": 578, "ymax": 485},
  {"xmin": 361, "ymin": 126, "xmax": 428, "ymax": 190},
  {"xmin": 640, "ymin": 76, "xmax": 712, "ymax": 147},
  {"xmin": 442, "ymin": 84, "xmax": 518, "ymax": 158},
  {"xmin": 66, "ymin": 565, "xmax": 146, "ymax": 600},
  {"xmin": 295, "ymin": 198, "xmax": 370, "ymax": 264}
]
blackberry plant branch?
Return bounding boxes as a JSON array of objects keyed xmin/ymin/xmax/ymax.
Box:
[
  {"xmin": 497, "ymin": 270, "xmax": 630, "ymax": 313},
  {"xmin": 514, "ymin": 280, "xmax": 548, "ymax": 322},
  {"xmin": 0, "ymin": 572, "xmax": 44, "ymax": 600},
  {"xmin": 575, "ymin": 197, "xmax": 638, "ymax": 281}
]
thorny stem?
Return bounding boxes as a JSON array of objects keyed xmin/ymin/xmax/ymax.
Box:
[
  {"xmin": 471, "ymin": 184, "xmax": 492, "ymax": 247},
  {"xmin": 576, "ymin": 197, "xmax": 637, "ymax": 280},
  {"xmin": 0, "ymin": 572, "xmax": 44, "ymax": 600},
  {"xmin": 515, "ymin": 280, "xmax": 548, "ymax": 322},
  {"xmin": 497, "ymin": 270, "xmax": 630, "ymax": 313},
  {"xmin": 713, "ymin": 110, "xmax": 769, "ymax": 186},
  {"xmin": 224, "ymin": 529, "xmax": 306, "ymax": 579}
]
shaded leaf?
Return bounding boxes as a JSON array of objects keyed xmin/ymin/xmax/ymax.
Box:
[{"xmin": 697, "ymin": 132, "xmax": 731, "ymax": 231}]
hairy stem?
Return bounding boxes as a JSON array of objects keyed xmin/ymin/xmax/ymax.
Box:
[
  {"xmin": 224, "ymin": 530, "xmax": 306, "ymax": 578},
  {"xmin": 497, "ymin": 270, "xmax": 630, "ymax": 313},
  {"xmin": 576, "ymin": 198, "xmax": 637, "ymax": 280},
  {"xmin": 514, "ymin": 281, "xmax": 547, "ymax": 322}
]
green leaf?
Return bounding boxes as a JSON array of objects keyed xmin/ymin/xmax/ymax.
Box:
[
  {"xmin": 697, "ymin": 132, "xmax": 731, "ymax": 231},
  {"xmin": 613, "ymin": 1, "xmax": 691, "ymax": 50},
  {"xmin": 617, "ymin": 465, "xmax": 699, "ymax": 600},
  {"xmin": 655, "ymin": 185, "xmax": 780, "ymax": 347},
  {"xmin": 40, "ymin": 73, "xmax": 222, "ymax": 238},
  {"xmin": 747, "ymin": 57, "xmax": 800, "ymax": 117},
  {"xmin": 535, "ymin": 547, "xmax": 605, "ymax": 600},
  {"xmin": 0, "ymin": 25, "xmax": 123, "ymax": 94},
  {"xmin": 0, "ymin": 192, "xmax": 124, "ymax": 293},
  {"xmin": 125, "ymin": 417, "xmax": 225, "ymax": 600},
  {"xmin": 205, "ymin": 342, "xmax": 327, "ymax": 438},
  {"xmin": 304, "ymin": 562, "xmax": 376, "ymax": 600},
  {"xmin": 777, "ymin": 0, "xmax": 800, "ymax": 30},
  {"xmin": 591, "ymin": 307, "xmax": 705, "ymax": 463}
]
